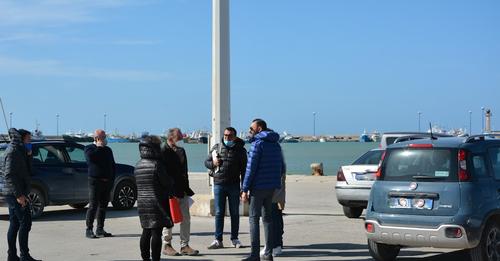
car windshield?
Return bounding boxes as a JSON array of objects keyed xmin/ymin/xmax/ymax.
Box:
[
  {"xmin": 382, "ymin": 148, "xmax": 458, "ymax": 181},
  {"xmin": 353, "ymin": 150, "xmax": 383, "ymax": 165}
]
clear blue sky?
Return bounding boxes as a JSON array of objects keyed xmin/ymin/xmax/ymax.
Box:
[{"xmin": 0, "ymin": 0, "xmax": 498, "ymax": 136}]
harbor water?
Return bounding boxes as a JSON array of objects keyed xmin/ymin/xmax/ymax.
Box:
[{"xmin": 106, "ymin": 142, "xmax": 378, "ymax": 176}]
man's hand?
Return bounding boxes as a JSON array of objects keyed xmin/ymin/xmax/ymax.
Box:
[
  {"xmin": 213, "ymin": 159, "xmax": 221, "ymax": 167},
  {"xmin": 16, "ymin": 195, "xmax": 28, "ymax": 207},
  {"xmin": 240, "ymin": 191, "xmax": 249, "ymax": 202}
]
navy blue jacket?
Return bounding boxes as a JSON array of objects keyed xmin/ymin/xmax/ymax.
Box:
[
  {"xmin": 242, "ymin": 130, "xmax": 284, "ymax": 193},
  {"xmin": 84, "ymin": 144, "xmax": 116, "ymax": 181}
]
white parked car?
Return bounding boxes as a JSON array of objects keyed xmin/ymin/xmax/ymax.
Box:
[{"xmin": 335, "ymin": 149, "xmax": 384, "ymax": 218}]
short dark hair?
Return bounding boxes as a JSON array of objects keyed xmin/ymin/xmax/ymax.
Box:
[
  {"xmin": 18, "ymin": 129, "xmax": 31, "ymax": 139},
  {"xmin": 142, "ymin": 135, "xmax": 161, "ymax": 144},
  {"xmin": 224, "ymin": 127, "xmax": 237, "ymax": 136},
  {"xmin": 252, "ymin": 119, "xmax": 267, "ymax": 130}
]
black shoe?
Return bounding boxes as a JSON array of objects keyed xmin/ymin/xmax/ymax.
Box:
[
  {"xmin": 241, "ymin": 256, "xmax": 260, "ymax": 261},
  {"xmin": 86, "ymin": 229, "xmax": 96, "ymax": 239},
  {"xmin": 95, "ymin": 229, "xmax": 113, "ymax": 238},
  {"xmin": 262, "ymin": 255, "xmax": 274, "ymax": 261},
  {"xmin": 20, "ymin": 255, "xmax": 42, "ymax": 261},
  {"xmin": 8, "ymin": 255, "xmax": 20, "ymax": 261}
]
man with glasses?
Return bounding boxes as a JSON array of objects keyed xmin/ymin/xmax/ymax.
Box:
[
  {"xmin": 241, "ymin": 119, "xmax": 284, "ymax": 261},
  {"xmin": 205, "ymin": 127, "xmax": 247, "ymax": 250}
]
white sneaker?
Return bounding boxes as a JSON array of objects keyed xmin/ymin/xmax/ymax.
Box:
[
  {"xmin": 231, "ymin": 239, "xmax": 242, "ymax": 248},
  {"xmin": 272, "ymin": 246, "xmax": 283, "ymax": 257},
  {"xmin": 260, "ymin": 247, "xmax": 267, "ymax": 256},
  {"xmin": 207, "ymin": 239, "xmax": 223, "ymax": 249}
]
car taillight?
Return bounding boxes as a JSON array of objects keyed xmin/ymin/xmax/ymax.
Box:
[
  {"xmin": 375, "ymin": 151, "xmax": 386, "ymax": 180},
  {"xmin": 337, "ymin": 168, "xmax": 346, "ymax": 182},
  {"xmin": 365, "ymin": 223, "xmax": 375, "ymax": 233},
  {"xmin": 458, "ymin": 149, "xmax": 470, "ymax": 181}
]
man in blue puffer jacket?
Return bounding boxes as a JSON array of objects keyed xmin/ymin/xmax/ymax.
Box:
[{"xmin": 241, "ymin": 119, "xmax": 284, "ymax": 261}]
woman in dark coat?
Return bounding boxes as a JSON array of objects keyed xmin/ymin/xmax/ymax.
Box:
[{"xmin": 135, "ymin": 135, "xmax": 173, "ymax": 261}]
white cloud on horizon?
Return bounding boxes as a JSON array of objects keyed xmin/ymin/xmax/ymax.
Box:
[{"xmin": 0, "ymin": 56, "xmax": 172, "ymax": 82}]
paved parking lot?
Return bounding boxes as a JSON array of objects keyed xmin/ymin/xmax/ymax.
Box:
[{"xmin": 0, "ymin": 175, "xmax": 469, "ymax": 260}]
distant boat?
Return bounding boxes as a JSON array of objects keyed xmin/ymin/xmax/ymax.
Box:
[
  {"xmin": 107, "ymin": 135, "xmax": 129, "ymax": 143},
  {"xmin": 359, "ymin": 131, "xmax": 374, "ymax": 142},
  {"xmin": 319, "ymin": 137, "xmax": 327, "ymax": 143},
  {"xmin": 280, "ymin": 132, "xmax": 301, "ymax": 143},
  {"xmin": 370, "ymin": 132, "xmax": 381, "ymax": 142}
]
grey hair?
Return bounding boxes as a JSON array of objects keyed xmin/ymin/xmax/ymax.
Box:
[{"xmin": 166, "ymin": 128, "xmax": 181, "ymax": 140}]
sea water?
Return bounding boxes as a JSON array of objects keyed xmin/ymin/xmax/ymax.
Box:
[{"xmin": 107, "ymin": 142, "xmax": 378, "ymax": 176}]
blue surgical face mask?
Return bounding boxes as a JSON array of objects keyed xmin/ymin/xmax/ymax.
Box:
[
  {"xmin": 25, "ymin": 143, "xmax": 32, "ymax": 151},
  {"xmin": 224, "ymin": 140, "xmax": 234, "ymax": 147}
]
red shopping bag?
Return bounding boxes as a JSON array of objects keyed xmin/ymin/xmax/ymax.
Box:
[{"xmin": 169, "ymin": 197, "xmax": 183, "ymax": 224}]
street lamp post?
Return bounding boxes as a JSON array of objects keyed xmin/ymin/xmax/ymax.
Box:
[
  {"xmin": 469, "ymin": 110, "xmax": 472, "ymax": 135},
  {"xmin": 481, "ymin": 107, "xmax": 485, "ymax": 133},
  {"xmin": 313, "ymin": 112, "xmax": 316, "ymax": 137},
  {"xmin": 104, "ymin": 113, "xmax": 107, "ymax": 132},
  {"xmin": 418, "ymin": 111, "xmax": 422, "ymax": 132},
  {"xmin": 56, "ymin": 114, "xmax": 60, "ymax": 136}
]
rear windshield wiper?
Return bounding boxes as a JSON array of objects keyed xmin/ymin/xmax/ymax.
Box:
[{"xmin": 412, "ymin": 175, "xmax": 447, "ymax": 180}]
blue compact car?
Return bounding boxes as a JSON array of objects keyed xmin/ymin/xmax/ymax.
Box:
[
  {"xmin": 0, "ymin": 140, "xmax": 136, "ymax": 218},
  {"xmin": 365, "ymin": 134, "xmax": 500, "ymax": 261}
]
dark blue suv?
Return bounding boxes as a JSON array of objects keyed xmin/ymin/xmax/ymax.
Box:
[
  {"xmin": 365, "ymin": 135, "xmax": 500, "ymax": 261},
  {"xmin": 0, "ymin": 140, "xmax": 136, "ymax": 218}
]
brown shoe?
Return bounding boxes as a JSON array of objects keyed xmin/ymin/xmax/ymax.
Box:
[
  {"xmin": 180, "ymin": 245, "xmax": 200, "ymax": 256},
  {"xmin": 163, "ymin": 244, "xmax": 179, "ymax": 256}
]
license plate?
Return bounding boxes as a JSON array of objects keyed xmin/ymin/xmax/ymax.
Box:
[
  {"xmin": 389, "ymin": 197, "xmax": 433, "ymax": 209},
  {"xmin": 354, "ymin": 172, "xmax": 376, "ymax": 181}
]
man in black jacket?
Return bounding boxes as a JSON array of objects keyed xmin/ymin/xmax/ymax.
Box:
[
  {"xmin": 85, "ymin": 129, "xmax": 116, "ymax": 239},
  {"xmin": 161, "ymin": 128, "xmax": 199, "ymax": 256},
  {"xmin": 2, "ymin": 128, "xmax": 41, "ymax": 261},
  {"xmin": 205, "ymin": 127, "xmax": 247, "ymax": 250}
]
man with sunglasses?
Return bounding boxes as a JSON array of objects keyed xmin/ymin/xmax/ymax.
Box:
[
  {"xmin": 205, "ymin": 127, "xmax": 247, "ymax": 250},
  {"xmin": 241, "ymin": 119, "xmax": 284, "ymax": 261}
]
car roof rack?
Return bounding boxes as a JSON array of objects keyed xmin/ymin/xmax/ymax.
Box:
[{"xmin": 465, "ymin": 134, "xmax": 500, "ymax": 143}]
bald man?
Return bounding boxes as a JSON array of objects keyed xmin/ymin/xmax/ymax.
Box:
[{"xmin": 85, "ymin": 129, "xmax": 116, "ymax": 239}]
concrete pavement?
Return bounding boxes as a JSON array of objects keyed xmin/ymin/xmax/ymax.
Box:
[{"xmin": 0, "ymin": 174, "xmax": 469, "ymax": 261}]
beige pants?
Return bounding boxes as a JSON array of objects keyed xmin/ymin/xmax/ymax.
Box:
[{"xmin": 163, "ymin": 196, "xmax": 191, "ymax": 247}]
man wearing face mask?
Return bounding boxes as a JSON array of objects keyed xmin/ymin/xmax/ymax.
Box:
[
  {"xmin": 84, "ymin": 129, "xmax": 116, "ymax": 239},
  {"xmin": 241, "ymin": 119, "xmax": 284, "ymax": 261},
  {"xmin": 205, "ymin": 127, "xmax": 247, "ymax": 250},
  {"xmin": 161, "ymin": 128, "xmax": 198, "ymax": 256},
  {"xmin": 2, "ymin": 128, "xmax": 42, "ymax": 261}
]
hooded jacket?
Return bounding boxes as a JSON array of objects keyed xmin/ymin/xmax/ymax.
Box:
[
  {"xmin": 242, "ymin": 130, "xmax": 284, "ymax": 193},
  {"xmin": 1, "ymin": 128, "xmax": 32, "ymax": 197},
  {"xmin": 205, "ymin": 138, "xmax": 247, "ymax": 186},
  {"xmin": 135, "ymin": 140, "xmax": 174, "ymax": 229}
]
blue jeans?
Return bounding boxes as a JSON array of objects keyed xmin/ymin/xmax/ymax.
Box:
[
  {"xmin": 271, "ymin": 203, "xmax": 284, "ymax": 248},
  {"xmin": 214, "ymin": 184, "xmax": 241, "ymax": 241},
  {"xmin": 249, "ymin": 189, "xmax": 274, "ymax": 257},
  {"xmin": 6, "ymin": 195, "xmax": 32, "ymax": 258}
]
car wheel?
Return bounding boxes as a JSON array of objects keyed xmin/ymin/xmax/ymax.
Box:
[
  {"xmin": 69, "ymin": 203, "xmax": 88, "ymax": 209},
  {"xmin": 342, "ymin": 206, "xmax": 363, "ymax": 218},
  {"xmin": 28, "ymin": 188, "xmax": 46, "ymax": 219},
  {"xmin": 112, "ymin": 181, "xmax": 136, "ymax": 210},
  {"xmin": 368, "ymin": 239, "xmax": 400, "ymax": 261},
  {"xmin": 470, "ymin": 221, "xmax": 500, "ymax": 261}
]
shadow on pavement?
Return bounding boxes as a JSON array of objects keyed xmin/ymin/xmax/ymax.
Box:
[
  {"xmin": 0, "ymin": 207, "xmax": 139, "ymax": 222},
  {"xmin": 281, "ymin": 243, "xmax": 468, "ymax": 261}
]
